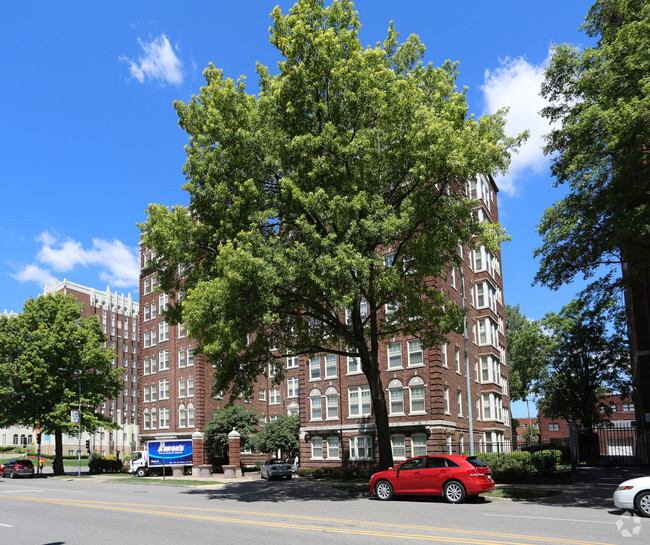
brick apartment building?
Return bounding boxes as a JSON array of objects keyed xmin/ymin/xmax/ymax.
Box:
[
  {"xmin": 138, "ymin": 174, "xmax": 512, "ymax": 469},
  {"xmin": 42, "ymin": 280, "xmax": 140, "ymax": 457}
]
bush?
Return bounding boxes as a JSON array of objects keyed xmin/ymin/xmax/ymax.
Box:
[
  {"xmin": 88, "ymin": 455, "xmax": 124, "ymax": 474},
  {"xmin": 298, "ymin": 467, "xmax": 375, "ymax": 481},
  {"xmin": 474, "ymin": 450, "xmax": 563, "ymax": 481}
]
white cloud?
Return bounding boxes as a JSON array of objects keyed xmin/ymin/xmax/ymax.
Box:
[
  {"xmin": 11, "ymin": 264, "xmax": 55, "ymax": 285},
  {"xmin": 481, "ymin": 54, "xmax": 555, "ymax": 195},
  {"xmin": 12, "ymin": 232, "xmax": 139, "ymax": 289},
  {"xmin": 121, "ymin": 34, "xmax": 183, "ymax": 85}
]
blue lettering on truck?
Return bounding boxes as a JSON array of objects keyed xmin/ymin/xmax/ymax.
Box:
[{"xmin": 147, "ymin": 440, "xmax": 193, "ymax": 466}]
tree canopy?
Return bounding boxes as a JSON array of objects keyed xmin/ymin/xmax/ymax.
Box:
[
  {"xmin": 0, "ymin": 293, "xmax": 121, "ymax": 474},
  {"xmin": 536, "ymin": 298, "xmax": 631, "ymax": 430},
  {"xmin": 252, "ymin": 414, "xmax": 300, "ymax": 458},
  {"xmin": 141, "ymin": 0, "xmax": 523, "ymax": 469},
  {"xmin": 536, "ymin": 0, "xmax": 650, "ymax": 299},
  {"xmin": 203, "ymin": 405, "xmax": 259, "ymax": 458},
  {"xmin": 504, "ymin": 304, "xmax": 553, "ymax": 402}
]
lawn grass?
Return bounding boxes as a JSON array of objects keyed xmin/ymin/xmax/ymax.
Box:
[{"xmin": 483, "ymin": 487, "xmax": 562, "ymax": 500}]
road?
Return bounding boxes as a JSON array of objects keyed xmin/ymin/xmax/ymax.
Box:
[{"xmin": 0, "ymin": 474, "xmax": 648, "ymax": 545}]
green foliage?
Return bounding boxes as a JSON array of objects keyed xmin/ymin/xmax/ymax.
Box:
[
  {"xmin": 0, "ymin": 293, "xmax": 121, "ymax": 475},
  {"xmin": 536, "ymin": 298, "xmax": 631, "ymax": 430},
  {"xmin": 88, "ymin": 455, "xmax": 124, "ymax": 474},
  {"xmin": 252, "ymin": 414, "xmax": 300, "ymax": 456},
  {"xmin": 474, "ymin": 450, "xmax": 563, "ymax": 481},
  {"xmin": 536, "ymin": 0, "xmax": 650, "ymax": 300},
  {"xmin": 505, "ymin": 304, "xmax": 553, "ymax": 401},
  {"xmin": 140, "ymin": 0, "xmax": 523, "ymax": 469},
  {"xmin": 298, "ymin": 466, "xmax": 375, "ymax": 481},
  {"xmin": 203, "ymin": 405, "xmax": 259, "ymax": 457}
]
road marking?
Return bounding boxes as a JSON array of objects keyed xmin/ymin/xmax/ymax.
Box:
[
  {"xmin": 484, "ymin": 514, "xmax": 616, "ymax": 525},
  {"xmin": 0, "ymin": 495, "xmax": 620, "ymax": 545}
]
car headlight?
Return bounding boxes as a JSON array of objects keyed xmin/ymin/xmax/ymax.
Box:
[{"xmin": 616, "ymin": 485, "xmax": 634, "ymax": 491}]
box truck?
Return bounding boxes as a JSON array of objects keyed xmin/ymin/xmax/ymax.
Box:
[{"xmin": 129, "ymin": 439, "xmax": 193, "ymax": 477}]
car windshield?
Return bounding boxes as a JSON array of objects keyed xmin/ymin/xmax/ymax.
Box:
[
  {"xmin": 266, "ymin": 459, "xmax": 285, "ymax": 465},
  {"xmin": 467, "ymin": 457, "xmax": 487, "ymax": 467}
]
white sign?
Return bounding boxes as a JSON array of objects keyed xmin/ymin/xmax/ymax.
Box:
[{"xmin": 71, "ymin": 409, "xmax": 80, "ymax": 423}]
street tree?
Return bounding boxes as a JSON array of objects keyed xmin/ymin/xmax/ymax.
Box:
[
  {"xmin": 536, "ymin": 0, "xmax": 650, "ymax": 434},
  {"xmin": 536, "ymin": 298, "xmax": 631, "ymax": 431},
  {"xmin": 203, "ymin": 405, "xmax": 259, "ymax": 460},
  {"xmin": 252, "ymin": 414, "xmax": 300, "ymax": 459},
  {"xmin": 504, "ymin": 304, "xmax": 553, "ymax": 402},
  {"xmin": 0, "ymin": 293, "xmax": 121, "ymax": 474},
  {"xmin": 141, "ymin": 0, "xmax": 523, "ymax": 469}
]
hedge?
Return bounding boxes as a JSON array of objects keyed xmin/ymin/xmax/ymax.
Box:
[
  {"xmin": 474, "ymin": 450, "xmax": 564, "ymax": 481},
  {"xmin": 88, "ymin": 455, "xmax": 125, "ymax": 473}
]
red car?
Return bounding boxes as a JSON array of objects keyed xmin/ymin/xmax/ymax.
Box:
[
  {"xmin": 369, "ymin": 455, "xmax": 494, "ymax": 503},
  {"xmin": 1, "ymin": 458, "xmax": 35, "ymax": 479}
]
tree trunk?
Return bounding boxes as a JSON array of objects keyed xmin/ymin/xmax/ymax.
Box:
[
  {"xmin": 364, "ymin": 361, "xmax": 393, "ymax": 470},
  {"xmin": 53, "ymin": 429, "xmax": 65, "ymax": 475}
]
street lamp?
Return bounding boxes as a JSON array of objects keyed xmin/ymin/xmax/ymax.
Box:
[{"xmin": 60, "ymin": 368, "xmax": 82, "ymax": 476}]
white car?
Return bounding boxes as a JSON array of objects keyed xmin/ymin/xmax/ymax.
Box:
[{"xmin": 613, "ymin": 476, "xmax": 650, "ymax": 518}]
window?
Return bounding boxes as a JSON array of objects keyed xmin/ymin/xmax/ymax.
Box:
[
  {"xmin": 478, "ymin": 317, "xmax": 498, "ymax": 347},
  {"xmin": 549, "ymin": 423, "xmax": 560, "ymax": 432},
  {"xmin": 311, "ymin": 437, "xmax": 323, "ymax": 459},
  {"xmin": 159, "ymin": 379, "xmax": 169, "ymax": 400},
  {"xmin": 309, "ymin": 389, "xmax": 322, "ymax": 420},
  {"xmin": 187, "ymin": 348, "xmax": 194, "ymax": 366},
  {"xmin": 259, "ymin": 389, "xmax": 266, "ymax": 401},
  {"xmin": 287, "ymin": 402, "xmax": 299, "ymax": 416},
  {"xmin": 443, "ymin": 386, "xmax": 450, "ymax": 414},
  {"xmin": 159, "ymin": 322, "xmax": 169, "ymax": 342},
  {"xmin": 159, "ymin": 407, "xmax": 169, "ymax": 428},
  {"xmin": 144, "ymin": 386, "xmax": 150, "ymax": 403},
  {"xmin": 324, "ymin": 355, "xmax": 337, "ymax": 378},
  {"xmin": 178, "ymin": 323, "xmax": 186, "ymax": 338},
  {"xmin": 385, "ymin": 300, "xmax": 399, "ymax": 320},
  {"xmin": 441, "ymin": 343, "xmax": 448, "ymax": 367},
  {"xmin": 388, "ymin": 342, "xmax": 402, "ymax": 369},
  {"xmin": 150, "ymin": 408, "xmax": 157, "ymax": 429},
  {"xmin": 455, "ymin": 347, "xmax": 461, "ymax": 374},
  {"xmin": 347, "ymin": 356, "xmax": 361, "ymax": 374},
  {"xmin": 187, "ymin": 404, "xmax": 195, "ymax": 427},
  {"xmin": 144, "ymin": 305, "xmax": 150, "ymax": 321},
  {"xmin": 150, "ymin": 329, "xmax": 157, "ymax": 346},
  {"xmin": 325, "ymin": 386, "xmax": 338, "ymax": 419},
  {"xmin": 450, "ymin": 266, "xmax": 456, "ymax": 289},
  {"xmin": 151, "ymin": 302, "xmax": 157, "ymax": 319},
  {"xmin": 178, "ymin": 405, "xmax": 187, "ymax": 427},
  {"xmin": 143, "ymin": 410, "xmax": 150, "ymax": 430},
  {"xmin": 159, "ymin": 293, "xmax": 169, "ymax": 312},
  {"xmin": 268, "ymin": 362, "xmax": 276, "ymax": 378},
  {"xmin": 408, "ymin": 339, "xmax": 423, "ymax": 366},
  {"xmin": 623, "ymin": 402, "xmax": 635, "ymax": 412},
  {"xmin": 610, "ymin": 403, "xmax": 617, "ymax": 412},
  {"xmin": 287, "ymin": 377, "xmax": 299, "ymax": 398},
  {"xmin": 349, "ymin": 435, "xmax": 373, "ymax": 461},
  {"xmin": 480, "ymin": 355, "xmax": 500, "ymax": 385},
  {"xmin": 144, "ymin": 331, "xmax": 150, "ymax": 348},
  {"xmin": 144, "ymin": 358, "xmax": 150, "ymax": 375},
  {"xmin": 144, "ymin": 278, "xmax": 151, "ymax": 295},
  {"xmin": 388, "ymin": 379, "xmax": 404, "ymax": 415},
  {"xmin": 178, "ymin": 349, "xmax": 186, "ymax": 368},
  {"xmin": 287, "ymin": 354, "xmax": 299, "ymax": 368},
  {"xmin": 159, "ymin": 349, "xmax": 169, "ymax": 371},
  {"xmin": 187, "ymin": 378, "xmax": 194, "ymax": 397},
  {"xmin": 150, "ymin": 384, "xmax": 157, "ymax": 402},
  {"xmin": 348, "ymin": 385, "xmax": 371, "ymax": 417},
  {"xmin": 457, "ymin": 389, "xmax": 463, "ymax": 416},
  {"xmin": 327, "ymin": 436, "xmax": 340, "ymax": 459},
  {"xmin": 150, "ymin": 356, "xmax": 157, "ymax": 373},
  {"xmin": 269, "ymin": 388, "xmax": 280, "ymax": 405},
  {"xmin": 411, "ymin": 433, "xmax": 427, "ymax": 457},
  {"xmin": 391, "ymin": 434, "xmax": 406, "ymax": 460},
  {"xmin": 179, "ymin": 379, "xmax": 186, "ymax": 398},
  {"xmin": 309, "ymin": 357, "xmax": 321, "ymax": 380},
  {"xmin": 409, "ymin": 376, "xmax": 425, "ymax": 413}
]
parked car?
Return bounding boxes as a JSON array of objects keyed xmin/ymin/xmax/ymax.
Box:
[
  {"xmin": 369, "ymin": 455, "xmax": 494, "ymax": 503},
  {"xmin": 613, "ymin": 476, "xmax": 650, "ymax": 518},
  {"xmin": 260, "ymin": 458, "xmax": 293, "ymax": 480},
  {"xmin": 1, "ymin": 458, "xmax": 34, "ymax": 479}
]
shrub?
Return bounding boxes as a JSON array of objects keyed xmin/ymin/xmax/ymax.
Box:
[
  {"xmin": 474, "ymin": 450, "xmax": 563, "ymax": 481},
  {"xmin": 88, "ymin": 455, "xmax": 124, "ymax": 474}
]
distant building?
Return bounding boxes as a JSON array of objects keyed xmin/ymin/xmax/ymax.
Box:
[{"xmin": 514, "ymin": 416, "xmax": 539, "ymax": 444}]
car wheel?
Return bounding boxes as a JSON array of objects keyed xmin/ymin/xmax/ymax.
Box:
[
  {"xmin": 443, "ymin": 480, "xmax": 466, "ymax": 504},
  {"xmin": 374, "ymin": 480, "xmax": 394, "ymax": 501},
  {"xmin": 634, "ymin": 491, "xmax": 650, "ymax": 518},
  {"xmin": 9, "ymin": 470, "xmax": 15, "ymax": 479},
  {"xmin": 135, "ymin": 468, "xmax": 147, "ymax": 478}
]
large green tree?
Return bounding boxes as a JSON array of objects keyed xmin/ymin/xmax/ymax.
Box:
[
  {"xmin": 141, "ymin": 0, "xmax": 522, "ymax": 469},
  {"xmin": 0, "ymin": 293, "xmax": 121, "ymax": 474},
  {"xmin": 536, "ymin": 298, "xmax": 631, "ymax": 430},
  {"xmin": 504, "ymin": 304, "xmax": 553, "ymax": 402},
  {"xmin": 536, "ymin": 0, "xmax": 650, "ymax": 436},
  {"xmin": 252, "ymin": 414, "xmax": 300, "ymax": 459}
]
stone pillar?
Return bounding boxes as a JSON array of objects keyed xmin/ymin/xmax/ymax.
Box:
[
  {"xmin": 192, "ymin": 431, "xmax": 205, "ymax": 477},
  {"xmin": 226, "ymin": 429, "xmax": 241, "ymax": 477}
]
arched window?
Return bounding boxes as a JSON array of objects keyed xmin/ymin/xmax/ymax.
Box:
[
  {"xmin": 150, "ymin": 407, "xmax": 157, "ymax": 429},
  {"xmin": 388, "ymin": 379, "xmax": 404, "ymax": 415},
  {"xmin": 12, "ymin": 434, "xmax": 18, "ymax": 445},
  {"xmin": 178, "ymin": 404, "xmax": 186, "ymax": 427},
  {"xmin": 309, "ymin": 388, "xmax": 322, "ymax": 420},
  {"xmin": 325, "ymin": 386, "xmax": 338, "ymax": 419},
  {"xmin": 287, "ymin": 402, "xmax": 299, "ymax": 416},
  {"xmin": 187, "ymin": 403, "xmax": 195, "ymax": 427},
  {"xmin": 409, "ymin": 376, "xmax": 425, "ymax": 413}
]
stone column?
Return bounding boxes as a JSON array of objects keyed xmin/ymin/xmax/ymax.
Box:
[
  {"xmin": 226, "ymin": 429, "xmax": 241, "ymax": 477},
  {"xmin": 192, "ymin": 431, "xmax": 205, "ymax": 477}
]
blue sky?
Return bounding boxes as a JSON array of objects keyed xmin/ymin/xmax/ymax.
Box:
[{"xmin": 1, "ymin": 1, "xmax": 596, "ymax": 416}]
